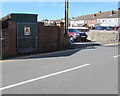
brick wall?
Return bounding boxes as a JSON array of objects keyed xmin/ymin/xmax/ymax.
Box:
[
  {"xmin": 38, "ymin": 22, "xmax": 45, "ymax": 53},
  {"xmin": 2, "ymin": 21, "xmax": 16, "ymax": 58},
  {"xmin": 2, "ymin": 28, "xmax": 9, "ymax": 58},
  {"xmin": 44, "ymin": 26, "xmax": 59, "ymax": 52},
  {"xmin": 57, "ymin": 22, "xmax": 65, "ymax": 50},
  {"xmin": 2, "ymin": 21, "xmax": 65, "ymax": 58},
  {"xmin": 38, "ymin": 22, "xmax": 65, "ymax": 53},
  {"xmin": 8, "ymin": 21, "xmax": 16, "ymax": 56}
]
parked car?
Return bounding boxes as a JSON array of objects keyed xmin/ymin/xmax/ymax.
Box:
[
  {"xmin": 70, "ymin": 26, "xmax": 89, "ymax": 32},
  {"xmin": 68, "ymin": 28, "xmax": 88, "ymax": 42},
  {"xmin": 95, "ymin": 26, "xmax": 111, "ymax": 31}
]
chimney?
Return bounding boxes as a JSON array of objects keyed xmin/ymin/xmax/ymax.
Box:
[
  {"xmin": 72, "ymin": 17, "xmax": 75, "ymax": 19},
  {"xmin": 93, "ymin": 14, "xmax": 96, "ymax": 18},
  {"xmin": 117, "ymin": 8, "xmax": 120, "ymax": 11},
  {"xmin": 110, "ymin": 10, "xmax": 114, "ymax": 16}
]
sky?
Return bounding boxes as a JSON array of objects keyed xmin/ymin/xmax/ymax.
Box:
[{"xmin": 1, "ymin": 2, "xmax": 119, "ymax": 21}]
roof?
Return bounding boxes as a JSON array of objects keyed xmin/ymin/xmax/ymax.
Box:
[
  {"xmin": 50, "ymin": 18, "xmax": 72, "ymax": 22},
  {"xmin": 74, "ymin": 12, "xmax": 105, "ymax": 20},
  {"xmin": 2, "ymin": 13, "xmax": 38, "ymax": 22},
  {"xmin": 74, "ymin": 9, "xmax": 119, "ymax": 21},
  {"xmin": 50, "ymin": 20, "xmax": 63, "ymax": 22},
  {"xmin": 98, "ymin": 10, "xmax": 119, "ymax": 19}
]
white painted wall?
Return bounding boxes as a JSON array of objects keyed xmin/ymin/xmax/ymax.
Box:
[
  {"xmin": 97, "ymin": 18, "xmax": 119, "ymax": 27},
  {"xmin": 70, "ymin": 20, "xmax": 85, "ymax": 27}
]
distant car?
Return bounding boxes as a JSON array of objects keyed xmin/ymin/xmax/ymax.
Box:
[
  {"xmin": 68, "ymin": 28, "xmax": 88, "ymax": 42},
  {"xmin": 70, "ymin": 26, "xmax": 89, "ymax": 32},
  {"xmin": 95, "ymin": 26, "xmax": 111, "ymax": 31}
]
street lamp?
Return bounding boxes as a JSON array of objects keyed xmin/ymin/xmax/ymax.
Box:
[{"xmin": 65, "ymin": 0, "xmax": 69, "ymax": 36}]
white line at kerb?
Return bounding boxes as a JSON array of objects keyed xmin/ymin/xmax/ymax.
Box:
[
  {"xmin": 0, "ymin": 63, "xmax": 90, "ymax": 91},
  {"xmin": 113, "ymin": 55, "xmax": 120, "ymax": 58}
]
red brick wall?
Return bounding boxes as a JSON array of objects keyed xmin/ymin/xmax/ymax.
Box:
[
  {"xmin": 44, "ymin": 26, "xmax": 59, "ymax": 52},
  {"xmin": 2, "ymin": 21, "xmax": 64, "ymax": 58},
  {"xmin": 38, "ymin": 22, "xmax": 65, "ymax": 53},
  {"xmin": 8, "ymin": 21, "xmax": 16, "ymax": 56},
  {"xmin": 2, "ymin": 28, "xmax": 10, "ymax": 58},
  {"xmin": 2, "ymin": 21, "xmax": 16, "ymax": 58},
  {"xmin": 38, "ymin": 22, "xmax": 45, "ymax": 53},
  {"xmin": 57, "ymin": 22, "xmax": 64, "ymax": 50}
]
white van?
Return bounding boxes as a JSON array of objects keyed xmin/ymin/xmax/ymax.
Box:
[{"xmin": 68, "ymin": 26, "xmax": 89, "ymax": 32}]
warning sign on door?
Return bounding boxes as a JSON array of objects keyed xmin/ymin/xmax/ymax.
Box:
[{"xmin": 24, "ymin": 27, "xmax": 30, "ymax": 35}]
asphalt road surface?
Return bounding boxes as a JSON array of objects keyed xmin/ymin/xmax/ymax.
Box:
[{"xmin": 1, "ymin": 43, "xmax": 119, "ymax": 94}]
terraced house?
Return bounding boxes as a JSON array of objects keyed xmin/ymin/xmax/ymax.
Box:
[
  {"xmin": 97, "ymin": 9, "xmax": 119, "ymax": 29},
  {"xmin": 70, "ymin": 11, "xmax": 104, "ymax": 27},
  {"xmin": 70, "ymin": 9, "xmax": 119, "ymax": 29}
]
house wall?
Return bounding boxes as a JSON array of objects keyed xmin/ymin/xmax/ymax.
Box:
[
  {"xmin": 70, "ymin": 20, "xmax": 85, "ymax": 27},
  {"xmin": 97, "ymin": 18, "xmax": 119, "ymax": 27},
  {"xmin": 84, "ymin": 20, "xmax": 97, "ymax": 26},
  {"xmin": 70, "ymin": 20, "xmax": 97, "ymax": 27}
]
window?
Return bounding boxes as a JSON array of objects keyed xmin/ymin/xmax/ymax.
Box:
[{"xmin": 98, "ymin": 20, "xmax": 100, "ymax": 22}]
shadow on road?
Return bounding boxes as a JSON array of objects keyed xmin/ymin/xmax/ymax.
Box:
[
  {"xmin": 3, "ymin": 42, "xmax": 101, "ymax": 60},
  {"xmin": 103, "ymin": 45, "xmax": 119, "ymax": 47}
]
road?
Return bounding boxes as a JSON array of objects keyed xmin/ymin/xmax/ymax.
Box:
[{"xmin": 0, "ymin": 42, "xmax": 119, "ymax": 94}]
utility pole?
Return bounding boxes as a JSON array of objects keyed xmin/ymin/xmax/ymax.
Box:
[{"xmin": 65, "ymin": 0, "xmax": 69, "ymax": 36}]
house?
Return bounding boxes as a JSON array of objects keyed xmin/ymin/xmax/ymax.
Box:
[
  {"xmin": 41, "ymin": 18, "xmax": 72, "ymax": 26},
  {"xmin": 70, "ymin": 19, "xmax": 86, "ymax": 27},
  {"xmin": 40, "ymin": 19, "xmax": 65, "ymax": 26},
  {"xmin": 70, "ymin": 9, "xmax": 119, "ymax": 29},
  {"xmin": 71, "ymin": 11, "xmax": 105, "ymax": 27},
  {"xmin": 97, "ymin": 9, "xmax": 119, "ymax": 29}
]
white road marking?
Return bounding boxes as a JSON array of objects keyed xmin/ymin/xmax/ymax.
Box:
[
  {"xmin": 0, "ymin": 63, "xmax": 90, "ymax": 91},
  {"xmin": 113, "ymin": 55, "xmax": 120, "ymax": 58}
]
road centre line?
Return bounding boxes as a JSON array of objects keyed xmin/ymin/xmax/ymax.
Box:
[
  {"xmin": 113, "ymin": 55, "xmax": 120, "ymax": 58},
  {"xmin": 0, "ymin": 63, "xmax": 90, "ymax": 91}
]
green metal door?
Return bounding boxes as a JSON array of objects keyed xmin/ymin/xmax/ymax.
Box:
[{"xmin": 17, "ymin": 22, "xmax": 38, "ymax": 53}]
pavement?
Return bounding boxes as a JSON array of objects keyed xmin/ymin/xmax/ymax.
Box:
[
  {"xmin": 0, "ymin": 41, "xmax": 119, "ymax": 61},
  {"xmin": 0, "ymin": 41, "xmax": 119, "ymax": 95}
]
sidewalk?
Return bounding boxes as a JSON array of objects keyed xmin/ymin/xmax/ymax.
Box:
[{"xmin": 1, "ymin": 41, "xmax": 119, "ymax": 60}]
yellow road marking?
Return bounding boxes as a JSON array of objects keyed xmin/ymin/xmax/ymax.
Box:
[
  {"xmin": 103, "ymin": 43, "xmax": 118, "ymax": 46},
  {"xmin": 0, "ymin": 60, "xmax": 16, "ymax": 63}
]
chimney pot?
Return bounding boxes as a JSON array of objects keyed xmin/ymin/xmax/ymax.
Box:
[
  {"xmin": 110, "ymin": 10, "xmax": 114, "ymax": 16},
  {"xmin": 93, "ymin": 14, "xmax": 96, "ymax": 18}
]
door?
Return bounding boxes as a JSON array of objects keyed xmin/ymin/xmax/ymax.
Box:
[{"xmin": 17, "ymin": 22, "xmax": 38, "ymax": 53}]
